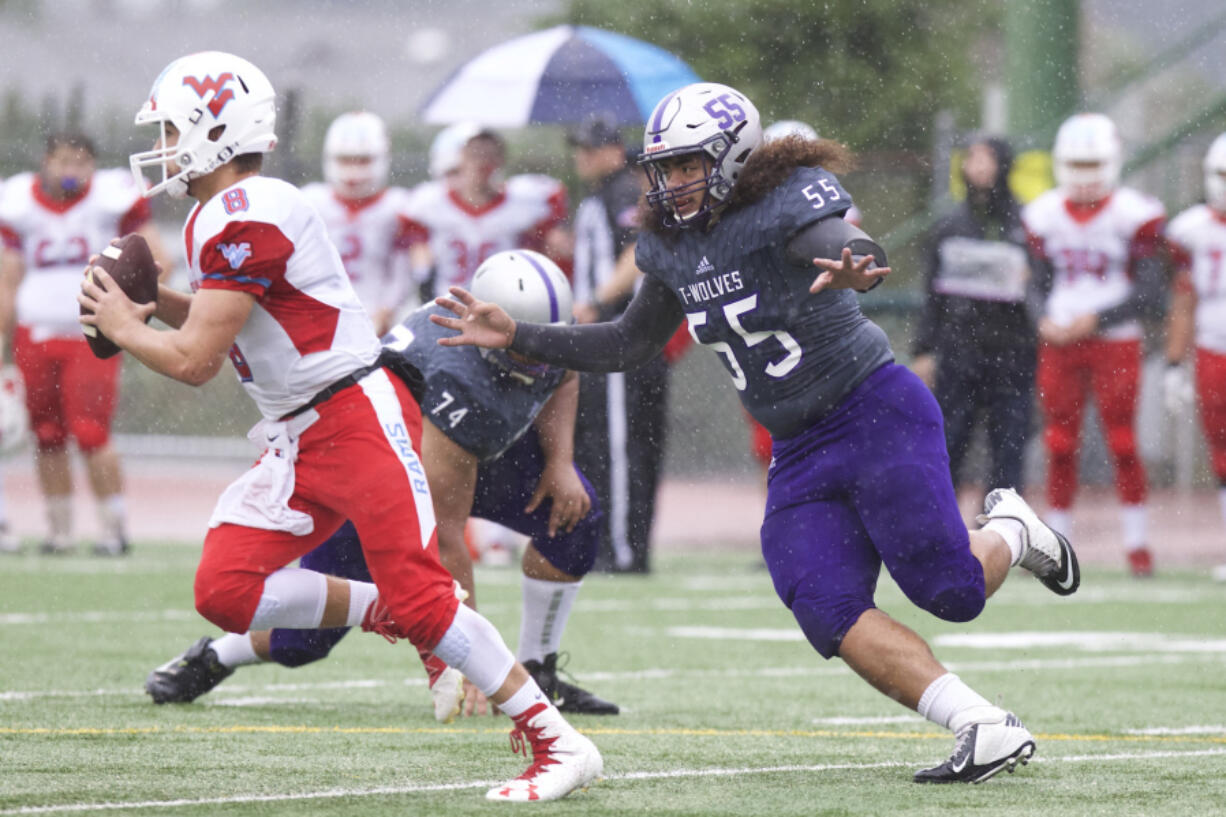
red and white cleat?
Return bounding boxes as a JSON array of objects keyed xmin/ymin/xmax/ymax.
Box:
[{"xmin": 486, "ymin": 702, "xmax": 602, "ymax": 802}]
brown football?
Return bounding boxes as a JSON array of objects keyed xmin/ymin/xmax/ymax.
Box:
[{"xmin": 81, "ymin": 233, "xmax": 159, "ymax": 359}]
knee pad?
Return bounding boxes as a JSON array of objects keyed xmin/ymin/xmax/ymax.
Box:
[
  {"xmin": 1044, "ymin": 424, "xmax": 1078, "ymax": 458},
  {"xmin": 789, "ymin": 593, "xmax": 874, "ymax": 660},
  {"xmin": 69, "ymin": 417, "xmax": 110, "ymax": 453},
  {"xmin": 532, "ymin": 516, "xmax": 599, "ymax": 578},
  {"xmin": 33, "ymin": 422, "xmax": 67, "ymax": 450},
  {"xmin": 1105, "ymin": 425, "xmax": 1138, "ymax": 458},
  {"xmin": 194, "ymin": 562, "xmax": 268, "ymax": 635},
  {"xmin": 920, "ymin": 583, "xmax": 986, "ymax": 623},
  {"xmin": 269, "ymin": 626, "xmax": 351, "ymax": 668}
]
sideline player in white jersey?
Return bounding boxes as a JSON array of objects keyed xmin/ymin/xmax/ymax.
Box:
[
  {"xmin": 1165, "ymin": 132, "xmax": 1226, "ymax": 581},
  {"xmin": 405, "ymin": 124, "xmax": 569, "ymax": 301},
  {"xmin": 79, "ymin": 51, "xmax": 600, "ymax": 803},
  {"xmin": 0, "ymin": 132, "xmax": 172, "ymax": 555},
  {"xmin": 300, "ymin": 111, "xmax": 417, "ymax": 335},
  {"xmin": 410, "ymin": 124, "xmax": 571, "ymax": 565},
  {"xmin": 1022, "ymin": 113, "xmax": 1167, "ymax": 577}
]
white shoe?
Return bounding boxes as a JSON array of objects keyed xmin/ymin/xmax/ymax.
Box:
[
  {"xmin": 486, "ymin": 702, "xmax": 602, "ymax": 802},
  {"xmin": 914, "ymin": 711, "xmax": 1036, "ymax": 784},
  {"xmin": 1211, "ymin": 564, "xmax": 1226, "ymax": 583},
  {"xmin": 979, "ymin": 488, "xmax": 1080, "ymax": 595},
  {"xmin": 431, "ymin": 665, "xmax": 464, "ymax": 723},
  {"xmin": 0, "ymin": 523, "xmax": 19, "ymax": 554}
]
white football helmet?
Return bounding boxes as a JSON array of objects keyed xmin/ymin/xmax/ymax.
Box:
[
  {"xmin": 640, "ymin": 82, "xmax": 762, "ymax": 225},
  {"xmin": 323, "ymin": 111, "xmax": 389, "ymax": 199},
  {"xmin": 763, "ymin": 119, "xmax": 818, "ymax": 143},
  {"xmin": 470, "ymin": 249, "xmax": 572, "ymax": 382},
  {"xmin": 471, "ymin": 249, "xmax": 573, "ymax": 325},
  {"xmin": 0, "ymin": 366, "xmax": 28, "ymax": 455},
  {"xmin": 1203, "ymin": 132, "xmax": 1226, "ymax": 212},
  {"xmin": 130, "ymin": 51, "xmax": 277, "ymax": 198},
  {"xmin": 1052, "ymin": 113, "xmax": 1122, "ymax": 204},
  {"xmin": 429, "ymin": 122, "xmax": 482, "ymax": 179}
]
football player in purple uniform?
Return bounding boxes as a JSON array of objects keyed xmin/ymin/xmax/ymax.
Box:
[{"xmin": 432, "ymin": 82, "xmax": 1081, "ymax": 784}]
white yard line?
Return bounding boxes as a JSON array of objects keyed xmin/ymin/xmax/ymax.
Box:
[
  {"xmin": 4, "ymin": 748, "xmax": 1226, "ymax": 815},
  {"xmin": 3, "ymin": 652, "xmax": 1224, "ymax": 703}
]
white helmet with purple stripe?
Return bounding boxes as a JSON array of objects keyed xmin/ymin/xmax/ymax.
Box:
[
  {"xmin": 470, "ymin": 249, "xmax": 571, "ymax": 381},
  {"xmin": 639, "ymin": 82, "xmax": 762, "ymax": 225},
  {"xmin": 471, "ymin": 249, "xmax": 572, "ymax": 326}
]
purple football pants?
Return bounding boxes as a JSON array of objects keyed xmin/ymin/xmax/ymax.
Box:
[{"xmin": 760, "ymin": 363, "xmax": 985, "ymax": 659}]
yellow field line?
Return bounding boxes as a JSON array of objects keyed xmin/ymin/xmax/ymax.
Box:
[{"xmin": 2, "ymin": 724, "xmax": 1224, "ymax": 744}]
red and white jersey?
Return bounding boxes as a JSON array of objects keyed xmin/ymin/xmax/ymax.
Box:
[
  {"xmin": 300, "ymin": 183, "xmax": 416, "ymax": 314},
  {"xmin": 403, "ymin": 173, "xmax": 567, "ymax": 299},
  {"xmin": 184, "ymin": 176, "xmax": 381, "ymax": 419},
  {"xmin": 0, "ymin": 169, "xmax": 151, "ymax": 340},
  {"xmin": 1167, "ymin": 204, "xmax": 1226, "ymax": 354},
  {"xmin": 1023, "ymin": 187, "xmax": 1165, "ymax": 341}
]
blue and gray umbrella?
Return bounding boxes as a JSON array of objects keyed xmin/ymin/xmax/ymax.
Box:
[{"xmin": 420, "ymin": 25, "xmax": 700, "ymax": 127}]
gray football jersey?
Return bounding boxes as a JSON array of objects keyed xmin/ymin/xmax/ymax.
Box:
[
  {"xmin": 636, "ymin": 166, "xmax": 893, "ymax": 438},
  {"xmin": 382, "ymin": 306, "xmax": 566, "ymax": 461}
]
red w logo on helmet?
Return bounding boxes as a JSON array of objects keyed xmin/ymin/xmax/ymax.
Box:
[{"xmin": 182, "ymin": 73, "xmax": 236, "ymax": 118}]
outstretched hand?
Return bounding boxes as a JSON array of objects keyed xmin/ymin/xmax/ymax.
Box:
[
  {"xmin": 430, "ymin": 287, "xmax": 517, "ymax": 350},
  {"xmin": 809, "ymin": 248, "xmax": 891, "ymax": 294}
]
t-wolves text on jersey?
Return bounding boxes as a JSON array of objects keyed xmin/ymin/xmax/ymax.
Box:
[{"xmin": 635, "ymin": 166, "xmax": 892, "ymax": 438}]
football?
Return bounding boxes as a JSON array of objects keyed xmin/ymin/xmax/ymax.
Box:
[{"xmin": 81, "ymin": 233, "xmax": 159, "ymax": 359}]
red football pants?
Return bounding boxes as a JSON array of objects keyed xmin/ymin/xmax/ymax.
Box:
[
  {"xmin": 1037, "ymin": 338, "xmax": 1147, "ymax": 509},
  {"xmin": 195, "ymin": 368, "xmax": 460, "ymax": 650},
  {"xmin": 13, "ymin": 326, "xmax": 120, "ymax": 452},
  {"xmin": 1196, "ymin": 347, "xmax": 1226, "ymax": 483}
]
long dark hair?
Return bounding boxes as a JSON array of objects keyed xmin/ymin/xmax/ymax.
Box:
[{"xmin": 639, "ymin": 136, "xmax": 855, "ymax": 234}]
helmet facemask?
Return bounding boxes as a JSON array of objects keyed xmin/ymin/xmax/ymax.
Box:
[
  {"xmin": 639, "ymin": 82, "xmax": 762, "ymax": 229},
  {"xmin": 323, "ymin": 112, "xmax": 389, "ymax": 200},
  {"xmin": 130, "ymin": 52, "xmax": 277, "ymax": 199},
  {"xmin": 642, "ymin": 132, "xmax": 745, "ymax": 227}
]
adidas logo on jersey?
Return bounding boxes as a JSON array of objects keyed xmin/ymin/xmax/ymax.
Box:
[{"xmin": 695, "ymin": 256, "xmax": 715, "ymax": 275}]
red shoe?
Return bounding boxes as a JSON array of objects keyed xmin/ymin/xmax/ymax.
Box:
[
  {"xmin": 1127, "ymin": 547, "xmax": 1154, "ymax": 578},
  {"xmin": 486, "ymin": 702, "xmax": 602, "ymax": 801}
]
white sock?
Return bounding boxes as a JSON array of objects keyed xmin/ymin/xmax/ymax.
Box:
[
  {"xmin": 210, "ymin": 632, "xmax": 263, "ymax": 669},
  {"xmin": 432, "ymin": 603, "xmax": 517, "ymax": 695},
  {"xmin": 1218, "ymin": 487, "xmax": 1226, "ymax": 529},
  {"xmin": 1121, "ymin": 503, "xmax": 1148, "ymax": 551},
  {"xmin": 517, "ymin": 576, "xmax": 581, "ymax": 663},
  {"xmin": 345, "ymin": 581, "xmax": 380, "ymax": 627},
  {"xmin": 982, "ymin": 518, "xmax": 1025, "ymax": 566},
  {"xmin": 46, "ymin": 494, "xmax": 72, "ymax": 543},
  {"xmin": 498, "ymin": 675, "xmax": 551, "ymax": 718},
  {"xmin": 248, "ymin": 568, "xmax": 329, "ymax": 630},
  {"xmin": 95, "ymin": 494, "xmax": 127, "ymax": 545},
  {"xmin": 1046, "ymin": 508, "xmax": 1072, "ymax": 541},
  {"xmin": 917, "ymin": 672, "xmax": 1004, "ymax": 732},
  {"xmin": 0, "ymin": 465, "xmax": 7, "ymax": 521}
]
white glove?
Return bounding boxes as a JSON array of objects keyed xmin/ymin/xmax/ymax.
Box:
[{"xmin": 1164, "ymin": 364, "xmax": 1194, "ymax": 415}]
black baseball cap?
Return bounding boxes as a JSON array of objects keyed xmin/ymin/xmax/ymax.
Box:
[{"xmin": 567, "ymin": 113, "xmax": 623, "ymax": 148}]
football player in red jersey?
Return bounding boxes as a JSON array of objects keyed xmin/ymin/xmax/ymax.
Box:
[
  {"xmin": 1165, "ymin": 132, "xmax": 1226, "ymax": 581},
  {"xmin": 79, "ymin": 51, "xmax": 600, "ymax": 802},
  {"xmin": 0, "ymin": 132, "xmax": 171, "ymax": 555},
  {"xmin": 1023, "ymin": 113, "xmax": 1167, "ymax": 577}
]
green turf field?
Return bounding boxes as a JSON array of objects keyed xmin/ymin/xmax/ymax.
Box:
[{"xmin": 3, "ymin": 544, "xmax": 1225, "ymax": 816}]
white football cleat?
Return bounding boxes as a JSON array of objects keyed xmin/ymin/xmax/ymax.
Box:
[
  {"xmin": 914, "ymin": 711, "xmax": 1036, "ymax": 784},
  {"xmin": 431, "ymin": 665, "xmax": 464, "ymax": 723},
  {"xmin": 486, "ymin": 702, "xmax": 602, "ymax": 802},
  {"xmin": 979, "ymin": 488, "xmax": 1080, "ymax": 595}
]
